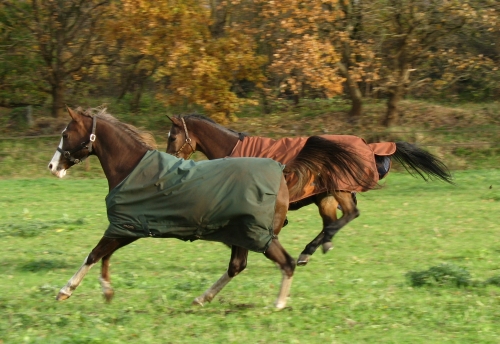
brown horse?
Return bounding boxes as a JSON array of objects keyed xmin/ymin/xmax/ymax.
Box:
[
  {"xmin": 47, "ymin": 107, "xmax": 367, "ymax": 309},
  {"xmin": 165, "ymin": 114, "xmax": 454, "ymax": 266}
]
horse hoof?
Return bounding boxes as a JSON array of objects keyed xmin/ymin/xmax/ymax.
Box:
[
  {"xmin": 275, "ymin": 301, "xmax": 287, "ymax": 310},
  {"xmin": 322, "ymin": 242, "xmax": 333, "ymax": 253},
  {"xmin": 297, "ymin": 254, "xmax": 310, "ymax": 266},
  {"xmin": 56, "ymin": 292, "xmax": 70, "ymax": 301},
  {"xmin": 103, "ymin": 290, "xmax": 114, "ymax": 303},
  {"xmin": 192, "ymin": 297, "xmax": 204, "ymax": 307}
]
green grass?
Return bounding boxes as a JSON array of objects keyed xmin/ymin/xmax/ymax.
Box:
[
  {"xmin": 1, "ymin": 170, "xmax": 499, "ymax": 343},
  {"xmin": 1, "ymin": 98, "xmax": 499, "ymax": 177}
]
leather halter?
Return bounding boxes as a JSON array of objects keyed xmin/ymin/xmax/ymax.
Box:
[
  {"xmin": 58, "ymin": 115, "xmax": 97, "ymax": 164},
  {"xmin": 172, "ymin": 117, "xmax": 195, "ymax": 159}
]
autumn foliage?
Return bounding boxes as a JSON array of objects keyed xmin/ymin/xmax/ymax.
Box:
[{"xmin": 1, "ymin": 0, "xmax": 499, "ymax": 125}]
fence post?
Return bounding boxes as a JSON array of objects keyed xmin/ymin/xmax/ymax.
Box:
[{"xmin": 25, "ymin": 106, "xmax": 34, "ymax": 127}]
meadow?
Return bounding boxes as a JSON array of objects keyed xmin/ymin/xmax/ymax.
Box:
[
  {"xmin": 1, "ymin": 169, "xmax": 499, "ymax": 343},
  {"xmin": 1, "ymin": 99, "xmax": 499, "ymax": 343}
]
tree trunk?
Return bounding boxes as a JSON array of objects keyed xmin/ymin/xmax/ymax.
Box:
[
  {"xmin": 260, "ymin": 90, "xmax": 271, "ymax": 114},
  {"xmin": 209, "ymin": 0, "xmax": 227, "ymax": 38},
  {"xmin": 383, "ymin": 84, "xmax": 404, "ymax": 127},
  {"xmin": 349, "ymin": 95, "xmax": 363, "ymax": 119},
  {"xmin": 130, "ymin": 69, "xmax": 150, "ymax": 113},
  {"xmin": 130, "ymin": 86, "xmax": 143, "ymax": 113},
  {"xmin": 337, "ymin": 62, "xmax": 363, "ymax": 121},
  {"xmin": 383, "ymin": 64, "xmax": 411, "ymax": 127},
  {"xmin": 51, "ymin": 82, "xmax": 66, "ymax": 118}
]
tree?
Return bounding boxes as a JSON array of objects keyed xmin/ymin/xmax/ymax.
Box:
[
  {"xmin": 424, "ymin": 3, "xmax": 500, "ymax": 101},
  {"xmin": 366, "ymin": 0, "xmax": 496, "ymax": 126},
  {"xmin": 321, "ymin": 0, "xmax": 381, "ymax": 120},
  {"xmin": 254, "ymin": 0, "xmax": 345, "ymax": 106},
  {"xmin": 0, "ymin": 0, "xmax": 111, "ymax": 118},
  {"xmin": 0, "ymin": 2, "xmax": 46, "ymax": 108},
  {"xmin": 106, "ymin": 0, "xmax": 266, "ymax": 123}
]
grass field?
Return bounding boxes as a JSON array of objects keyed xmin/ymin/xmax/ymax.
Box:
[{"xmin": 1, "ymin": 169, "xmax": 499, "ymax": 343}]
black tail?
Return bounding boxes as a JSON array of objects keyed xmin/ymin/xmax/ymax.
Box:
[
  {"xmin": 392, "ymin": 142, "xmax": 454, "ymax": 184},
  {"xmin": 284, "ymin": 136, "xmax": 374, "ymax": 199}
]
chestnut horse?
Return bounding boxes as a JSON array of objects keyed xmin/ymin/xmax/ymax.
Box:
[
  {"xmin": 48, "ymin": 107, "xmax": 368, "ymax": 309},
  {"xmin": 165, "ymin": 114, "xmax": 454, "ymax": 266}
]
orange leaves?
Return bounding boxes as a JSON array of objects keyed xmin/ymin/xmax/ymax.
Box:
[
  {"xmin": 259, "ymin": 0, "xmax": 345, "ymax": 98},
  {"xmin": 105, "ymin": 0, "xmax": 264, "ymax": 121}
]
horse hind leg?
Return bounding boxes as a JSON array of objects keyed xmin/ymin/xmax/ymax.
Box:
[
  {"xmin": 264, "ymin": 238, "xmax": 296, "ymax": 309},
  {"xmin": 297, "ymin": 193, "xmax": 339, "ymax": 266},
  {"xmin": 321, "ymin": 191, "xmax": 359, "ymax": 252},
  {"xmin": 297, "ymin": 192, "xmax": 359, "ymax": 265},
  {"xmin": 297, "ymin": 231, "xmax": 326, "ymax": 266},
  {"xmin": 193, "ymin": 177, "xmax": 292, "ymax": 308},
  {"xmin": 264, "ymin": 177, "xmax": 295, "ymax": 309},
  {"xmin": 193, "ymin": 246, "xmax": 248, "ymax": 306}
]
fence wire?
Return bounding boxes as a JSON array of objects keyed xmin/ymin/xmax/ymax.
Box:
[{"xmin": 0, "ymin": 129, "xmax": 498, "ymax": 179}]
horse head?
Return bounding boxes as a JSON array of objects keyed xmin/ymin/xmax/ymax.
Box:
[
  {"xmin": 166, "ymin": 115, "xmax": 197, "ymax": 159},
  {"xmin": 48, "ymin": 107, "xmax": 96, "ymax": 178}
]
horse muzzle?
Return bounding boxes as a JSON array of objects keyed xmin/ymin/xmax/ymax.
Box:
[{"xmin": 48, "ymin": 161, "xmax": 67, "ymax": 178}]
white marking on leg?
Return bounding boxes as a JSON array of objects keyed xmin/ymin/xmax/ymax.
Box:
[
  {"xmin": 48, "ymin": 138, "xmax": 66, "ymax": 178},
  {"xmin": 58, "ymin": 255, "xmax": 95, "ymax": 298},
  {"xmin": 275, "ymin": 272, "xmax": 293, "ymax": 310},
  {"xmin": 99, "ymin": 277, "xmax": 113, "ymax": 296},
  {"xmin": 193, "ymin": 271, "xmax": 232, "ymax": 306}
]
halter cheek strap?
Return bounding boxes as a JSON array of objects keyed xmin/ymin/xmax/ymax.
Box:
[
  {"xmin": 173, "ymin": 117, "xmax": 195, "ymax": 159},
  {"xmin": 87, "ymin": 114, "xmax": 97, "ymax": 153},
  {"xmin": 58, "ymin": 115, "xmax": 97, "ymax": 164}
]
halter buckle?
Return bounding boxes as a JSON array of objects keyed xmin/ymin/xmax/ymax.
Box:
[{"xmin": 90, "ymin": 134, "xmax": 96, "ymax": 142}]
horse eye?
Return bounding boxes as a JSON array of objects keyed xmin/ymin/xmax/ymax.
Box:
[
  {"xmin": 62, "ymin": 133, "xmax": 68, "ymax": 139},
  {"xmin": 169, "ymin": 136, "xmax": 176, "ymax": 142}
]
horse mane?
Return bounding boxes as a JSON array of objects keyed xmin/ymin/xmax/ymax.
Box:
[
  {"xmin": 177, "ymin": 113, "xmax": 243, "ymax": 136},
  {"xmin": 76, "ymin": 107, "xmax": 157, "ymax": 150}
]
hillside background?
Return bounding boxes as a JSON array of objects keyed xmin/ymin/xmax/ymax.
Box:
[{"xmin": 0, "ymin": 0, "xmax": 499, "ymax": 177}]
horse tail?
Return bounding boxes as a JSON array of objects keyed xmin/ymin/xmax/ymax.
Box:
[
  {"xmin": 392, "ymin": 142, "xmax": 454, "ymax": 184},
  {"xmin": 284, "ymin": 136, "xmax": 374, "ymax": 200}
]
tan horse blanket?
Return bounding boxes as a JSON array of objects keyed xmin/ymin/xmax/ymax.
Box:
[
  {"xmin": 229, "ymin": 135, "xmax": 396, "ymax": 202},
  {"xmin": 104, "ymin": 150, "xmax": 284, "ymax": 252}
]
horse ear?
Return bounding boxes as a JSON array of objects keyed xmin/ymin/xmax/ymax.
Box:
[
  {"xmin": 66, "ymin": 106, "xmax": 81, "ymax": 122},
  {"xmin": 169, "ymin": 115, "xmax": 182, "ymax": 127}
]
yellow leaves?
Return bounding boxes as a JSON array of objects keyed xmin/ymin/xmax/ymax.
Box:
[
  {"xmin": 110, "ymin": 3, "xmax": 266, "ymax": 123},
  {"xmin": 257, "ymin": 0, "xmax": 347, "ymax": 97}
]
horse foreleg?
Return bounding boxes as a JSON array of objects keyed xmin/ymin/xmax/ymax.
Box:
[
  {"xmin": 56, "ymin": 255, "xmax": 95, "ymax": 301},
  {"xmin": 56, "ymin": 236, "xmax": 131, "ymax": 301},
  {"xmin": 264, "ymin": 238, "xmax": 296, "ymax": 309},
  {"xmin": 100, "ymin": 238, "xmax": 138, "ymax": 302},
  {"xmin": 193, "ymin": 246, "xmax": 248, "ymax": 306}
]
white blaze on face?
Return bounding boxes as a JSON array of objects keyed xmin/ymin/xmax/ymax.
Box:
[{"xmin": 48, "ymin": 137, "xmax": 67, "ymax": 178}]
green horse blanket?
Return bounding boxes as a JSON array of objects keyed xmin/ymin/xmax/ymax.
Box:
[{"xmin": 104, "ymin": 150, "xmax": 284, "ymax": 253}]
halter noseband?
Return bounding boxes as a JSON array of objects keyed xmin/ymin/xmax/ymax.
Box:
[
  {"xmin": 172, "ymin": 117, "xmax": 195, "ymax": 159},
  {"xmin": 58, "ymin": 115, "xmax": 97, "ymax": 164}
]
